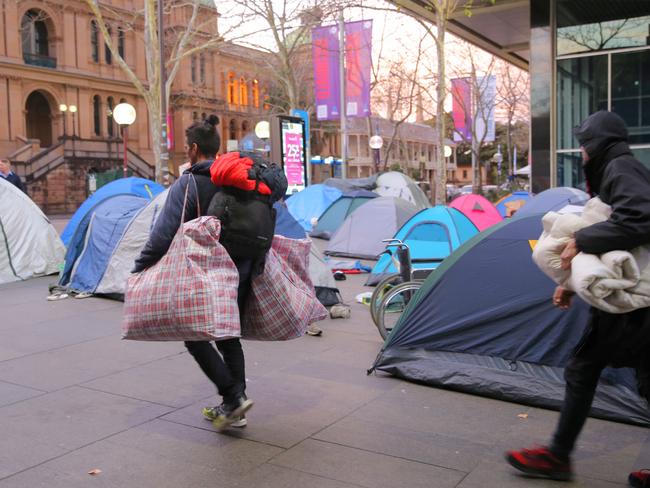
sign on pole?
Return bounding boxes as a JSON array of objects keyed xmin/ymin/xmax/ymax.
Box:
[
  {"xmin": 452, "ymin": 78, "xmax": 472, "ymax": 142},
  {"xmin": 344, "ymin": 20, "xmax": 372, "ymax": 118},
  {"xmin": 476, "ymin": 75, "xmax": 496, "ymax": 142},
  {"xmin": 312, "ymin": 25, "xmax": 341, "ymax": 121},
  {"xmin": 270, "ymin": 115, "xmax": 308, "ymax": 194}
]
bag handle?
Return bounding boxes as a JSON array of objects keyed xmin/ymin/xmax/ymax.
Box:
[{"xmin": 179, "ymin": 173, "xmax": 201, "ymax": 226}]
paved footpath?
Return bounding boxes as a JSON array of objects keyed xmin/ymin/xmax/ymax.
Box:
[{"xmin": 0, "ymin": 272, "xmax": 647, "ymax": 487}]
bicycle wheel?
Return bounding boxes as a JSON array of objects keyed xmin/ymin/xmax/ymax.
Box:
[
  {"xmin": 376, "ymin": 281, "xmax": 422, "ymax": 340},
  {"xmin": 370, "ymin": 273, "xmax": 402, "ymax": 326}
]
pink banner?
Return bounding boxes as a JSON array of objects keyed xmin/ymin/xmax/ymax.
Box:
[
  {"xmin": 312, "ymin": 25, "xmax": 341, "ymax": 121},
  {"xmin": 345, "ymin": 20, "xmax": 372, "ymax": 118},
  {"xmin": 284, "ymin": 132, "xmax": 304, "ymax": 187},
  {"xmin": 452, "ymin": 78, "xmax": 472, "ymax": 142}
]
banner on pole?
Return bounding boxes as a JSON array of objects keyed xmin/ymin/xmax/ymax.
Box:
[
  {"xmin": 452, "ymin": 78, "xmax": 472, "ymax": 142},
  {"xmin": 344, "ymin": 20, "xmax": 372, "ymax": 118},
  {"xmin": 312, "ymin": 25, "xmax": 341, "ymax": 121},
  {"xmin": 476, "ymin": 75, "xmax": 496, "ymax": 143}
]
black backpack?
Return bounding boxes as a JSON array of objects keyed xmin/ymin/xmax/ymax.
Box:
[{"xmin": 207, "ymin": 160, "xmax": 280, "ymax": 261}]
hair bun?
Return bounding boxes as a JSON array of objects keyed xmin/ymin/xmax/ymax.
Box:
[{"xmin": 206, "ymin": 114, "xmax": 219, "ymax": 127}]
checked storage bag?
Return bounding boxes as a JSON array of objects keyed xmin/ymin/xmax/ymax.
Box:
[
  {"xmin": 241, "ymin": 236, "xmax": 328, "ymax": 341},
  {"xmin": 122, "ymin": 216, "xmax": 241, "ymax": 341}
]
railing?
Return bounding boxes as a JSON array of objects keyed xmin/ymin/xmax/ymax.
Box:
[
  {"xmin": 23, "ymin": 52, "xmax": 57, "ymax": 69},
  {"xmin": 11, "ymin": 138, "xmax": 154, "ymax": 182}
]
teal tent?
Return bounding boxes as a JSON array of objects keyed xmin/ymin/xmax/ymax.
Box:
[{"xmin": 366, "ymin": 206, "xmax": 479, "ymax": 285}]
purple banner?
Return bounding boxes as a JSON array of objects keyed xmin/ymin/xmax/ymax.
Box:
[
  {"xmin": 312, "ymin": 25, "xmax": 341, "ymax": 121},
  {"xmin": 452, "ymin": 78, "xmax": 472, "ymax": 142},
  {"xmin": 344, "ymin": 20, "xmax": 372, "ymax": 118}
]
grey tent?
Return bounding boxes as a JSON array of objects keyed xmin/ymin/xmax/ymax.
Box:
[
  {"xmin": 325, "ymin": 197, "xmax": 418, "ymax": 260},
  {"xmin": 95, "ymin": 189, "xmax": 169, "ymax": 297},
  {"xmin": 309, "ymin": 243, "xmax": 340, "ymax": 306},
  {"xmin": 323, "ymin": 175, "xmax": 378, "ymax": 193},
  {"xmin": 375, "ymin": 172, "xmax": 431, "ymax": 211}
]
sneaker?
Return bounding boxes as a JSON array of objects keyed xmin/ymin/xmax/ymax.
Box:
[
  {"xmin": 505, "ymin": 446, "xmax": 573, "ymax": 481},
  {"xmin": 306, "ymin": 324, "xmax": 323, "ymax": 336},
  {"xmin": 211, "ymin": 396, "xmax": 254, "ymax": 432},
  {"xmin": 202, "ymin": 405, "xmax": 247, "ymax": 427},
  {"xmin": 629, "ymin": 469, "xmax": 650, "ymax": 487}
]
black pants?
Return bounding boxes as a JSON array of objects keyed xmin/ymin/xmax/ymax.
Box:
[
  {"xmin": 550, "ymin": 355, "xmax": 607, "ymax": 459},
  {"xmin": 184, "ymin": 258, "xmax": 253, "ymax": 405}
]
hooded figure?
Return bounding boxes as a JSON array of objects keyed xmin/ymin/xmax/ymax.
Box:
[{"xmin": 506, "ymin": 111, "xmax": 650, "ymax": 485}]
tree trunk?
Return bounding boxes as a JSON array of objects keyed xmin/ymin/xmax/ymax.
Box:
[{"xmin": 433, "ymin": 10, "xmax": 446, "ymax": 205}]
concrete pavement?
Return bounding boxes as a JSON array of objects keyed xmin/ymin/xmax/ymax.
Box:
[{"xmin": 0, "ymin": 272, "xmax": 648, "ymax": 487}]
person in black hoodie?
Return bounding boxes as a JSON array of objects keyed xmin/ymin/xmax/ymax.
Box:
[
  {"xmin": 134, "ymin": 115, "xmax": 269, "ymax": 431},
  {"xmin": 506, "ymin": 111, "xmax": 650, "ymax": 486}
]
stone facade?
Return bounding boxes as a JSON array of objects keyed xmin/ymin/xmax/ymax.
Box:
[{"xmin": 0, "ymin": 0, "xmax": 271, "ymax": 212}]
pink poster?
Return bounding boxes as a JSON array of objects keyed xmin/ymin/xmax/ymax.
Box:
[{"xmin": 284, "ymin": 132, "xmax": 304, "ymax": 187}]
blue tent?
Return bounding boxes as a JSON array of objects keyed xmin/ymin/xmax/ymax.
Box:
[
  {"xmin": 514, "ymin": 187, "xmax": 588, "ymax": 218},
  {"xmin": 60, "ymin": 195, "xmax": 148, "ymax": 292},
  {"xmin": 366, "ymin": 206, "xmax": 479, "ymax": 285},
  {"xmin": 495, "ymin": 191, "xmax": 531, "ymax": 217},
  {"xmin": 274, "ymin": 201, "xmax": 306, "ymax": 239},
  {"xmin": 310, "ymin": 190, "xmax": 378, "ymax": 239},
  {"xmin": 372, "ymin": 214, "xmax": 649, "ymax": 426},
  {"xmin": 285, "ymin": 184, "xmax": 343, "ymax": 231},
  {"xmin": 61, "ymin": 177, "xmax": 163, "ymax": 246}
]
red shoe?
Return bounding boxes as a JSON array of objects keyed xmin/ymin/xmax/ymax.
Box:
[
  {"xmin": 629, "ymin": 469, "xmax": 650, "ymax": 487},
  {"xmin": 505, "ymin": 446, "xmax": 573, "ymax": 481}
]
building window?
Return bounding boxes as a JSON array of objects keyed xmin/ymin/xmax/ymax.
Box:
[
  {"xmin": 93, "ymin": 95, "xmax": 102, "ymax": 136},
  {"xmin": 90, "ymin": 20, "xmax": 99, "ymax": 62},
  {"xmin": 227, "ymin": 72, "xmax": 237, "ymax": 104},
  {"xmin": 252, "ymin": 79, "xmax": 260, "ymax": 108},
  {"xmin": 229, "ymin": 119, "xmax": 237, "ymax": 140},
  {"xmin": 106, "ymin": 96, "xmax": 114, "ymax": 137},
  {"xmin": 201, "ymin": 112, "xmax": 206, "ymax": 121},
  {"xmin": 105, "ymin": 25, "xmax": 112, "ymax": 65},
  {"xmin": 192, "ymin": 111, "xmax": 198, "ymax": 121},
  {"xmin": 462, "ymin": 169, "xmax": 468, "ymax": 179},
  {"xmin": 199, "ymin": 53, "xmax": 205, "ymax": 84},
  {"xmin": 239, "ymin": 77, "xmax": 248, "ymax": 106},
  {"xmin": 117, "ymin": 27, "xmax": 125, "ymax": 59},
  {"xmin": 191, "ymin": 55, "xmax": 197, "ymax": 84},
  {"xmin": 21, "ymin": 10, "xmax": 53, "ymax": 67}
]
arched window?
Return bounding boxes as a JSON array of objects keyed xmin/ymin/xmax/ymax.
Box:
[
  {"xmin": 201, "ymin": 112, "xmax": 206, "ymax": 120},
  {"xmin": 106, "ymin": 96, "xmax": 114, "ymax": 137},
  {"xmin": 191, "ymin": 55, "xmax": 197, "ymax": 84},
  {"xmin": 117, "ymin": 27, "xmax": 125, "ymax": 59},
  {"xmin": 21, "ymin": 10, "xmax": 50, "ymax": 63},
  {"xmin": 104, "ymin": 25, "xmax": 112, "ymax": 64},
  {"xmin": 227, "ymin": 72, "xmax": 237, "ymax": 104},
  {"xmin": 241, "ymin": 120, "xmax": 250, "ymax": 133},
  {"xmin": 252, "ymin": 79, "xmax": 260, "ymax": 108},
  {"xmin": 93, "ymin": 95, "xmax": 102, "ymax": 136},
  {"xmin": 239, "ymin": 77, "xmax": 248, "ymax": 106},
  {"xmin": 192, "ymin": 111, "xmax": 198, "ymax": 121},
  {"xmin": 199, "ymin": 53, "xmax": 205, "ymax": 84},
  {"xmin": 90, "ymin": 20, "xmax": 99, "ymax": 62}
]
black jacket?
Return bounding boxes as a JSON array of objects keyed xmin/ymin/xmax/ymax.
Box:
[
  {"xmin": 1, "ymin": 172, "xmax": 27, "ymax": 194},
  {"xmin": 570, "ymin": 111, "xmax": 650, "ymax": 378},
  {"xmin": 133, "ymin": 161, "xmax": 218, "ymax": 273},
  {"xmin": 573, "ymin": 111, "xmax": 650, "ymax": 255}
]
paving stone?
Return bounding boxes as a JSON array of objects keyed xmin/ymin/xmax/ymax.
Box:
[
  {"xmin": 0, "ymin": 419, "xmax": 280, "ymax": 488},
  {"xmin": 0, "ymin": 335, "xmax": 183, "ymax": 391},
  {"xmin": 270, "ymin": 438, "xmax": 465, "ymax": 488},
  {"xmin": 0, "ymin": 386, "xmax": 170, "ymax": 479},
  {"xmin": 231, "ymin": 464, "xmax": 359, "ymax": 488},
  {"xmin": 0, "ymin": 380, "xmax": 43, "ymax": 408},
  {"xmin": 163, "ymin": 370, "xmax": 389, "ymax": 449}
]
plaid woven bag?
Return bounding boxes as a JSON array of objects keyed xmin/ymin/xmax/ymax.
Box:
[
  {"xmin": 241, "ymin": 236, "xmax": 328, "ymax": 341},
  {"xmin": 122, "ymin": 216, "xmax": 241, "ymax": 341}
]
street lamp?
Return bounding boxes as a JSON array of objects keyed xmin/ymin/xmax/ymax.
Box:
[
  {"xmin": 369, "ymin": 134, "xmax": 383, "ymax": 173},
  {"xmin": 59, "ymin": 104, "xmax": 68, "ymax": 138},
  {"xmin": 69, "ymin": 105, "xmax": 77, "ymax": 138},
  {"xmin": 112, "ymin": 102, "xmax": 136, "ymax": 178}
]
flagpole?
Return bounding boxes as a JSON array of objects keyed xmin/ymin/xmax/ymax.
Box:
[{"xmin": 338, "ymin": 10, "xmax": 348, "ymax": 180}]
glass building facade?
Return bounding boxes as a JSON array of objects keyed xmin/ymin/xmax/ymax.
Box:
[{"xmin": 531, "ymin": 0, "xmax": 650, "ymax": 191}]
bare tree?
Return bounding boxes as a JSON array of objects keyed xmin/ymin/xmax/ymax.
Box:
[
  {"xmin": 84, "ymin": 0, "xmax": 251, "ymax": 183},
  {"xmin": 496, "ymin": 62, "xmax": 529, "ymax": 176},
  {"xmin": 447, "ymin": 44, "xmax": 497, "ymax": 193}
]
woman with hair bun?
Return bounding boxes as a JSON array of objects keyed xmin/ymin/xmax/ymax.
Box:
[{"xmin": 134, "ymin": 114, "xmax": 257, "ymax": 431}]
